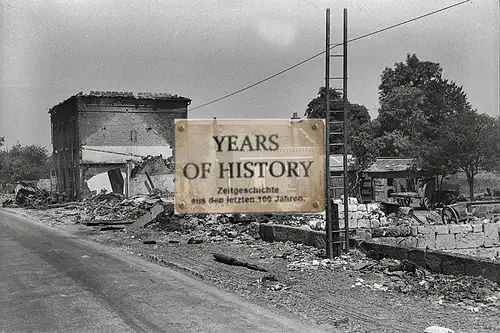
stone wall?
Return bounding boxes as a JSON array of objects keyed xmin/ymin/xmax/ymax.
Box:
[
  {"xmin": 371, "ymin": 223, "xmax": 500, "ymax": 260},
  {"xmin": 333, "ymin": 197, "xmax": 388, "ymax": 229}
]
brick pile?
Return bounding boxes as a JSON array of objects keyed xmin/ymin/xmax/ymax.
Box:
[{"xmin": 333, "ymin": 197, "xmax": 388, "ymax": 230}]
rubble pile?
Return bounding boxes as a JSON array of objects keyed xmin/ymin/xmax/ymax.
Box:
[
  {"xmin": 147, "ymin": 213, "xmax": 261, "ymax": 243},
  {"xmin": 2, "ymin": 183, "xmax": 69, "ymax": 209},
  {"xmin": 326, "ymin": 251, "xmax": 500, "ymax": 309},
  {"xmin": 81, "ymin": 193, "xmax": 153, "ymax": 222}
]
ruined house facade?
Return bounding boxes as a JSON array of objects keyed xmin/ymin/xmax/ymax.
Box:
[{"xmin": 49, "ymin": 91, "xmax": 191, "ymax": 200}]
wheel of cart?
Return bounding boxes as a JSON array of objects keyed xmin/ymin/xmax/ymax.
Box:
[
  {"xmin": 441, "ymin": 202, "xmax": 471, "ymax": 224},
  {"xmin": 441, "ymin": 206, "xmax": 459, "ymax": 224}
]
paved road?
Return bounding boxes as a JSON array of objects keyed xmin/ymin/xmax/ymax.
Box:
[{"xmin": 0, "ymin": 210, "xmax": 325, "ymax": 333}]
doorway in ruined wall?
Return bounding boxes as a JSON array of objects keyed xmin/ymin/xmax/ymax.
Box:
[{"xmin": 83, "ymin": 166, "xmax": 126, "ymax": 196}]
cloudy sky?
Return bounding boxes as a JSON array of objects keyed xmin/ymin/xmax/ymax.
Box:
[{"xmin": 1, "ymin": 0, "xmax": 498, "ymax": 149}]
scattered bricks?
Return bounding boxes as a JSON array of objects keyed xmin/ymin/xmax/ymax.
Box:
[
  {"xmin": 366, "ymin": 203, "xmax": 379, "ymax": 212},
  {"xmin": 425, "ymin": 250, "xmax": 443, "ymax": 272},
  {"xmin": 370, "ymin": 219, "xmax": 380, "ymax": 229},
  {"xmin": 435, "ymin": 225, "xmax": 449, "ymax": 235},
  {"xmin": 357, "ymin": 218, "xmax": 370, "ymax": 229},
  {"xmin": 348, "ymin": 204, "xmax": 358, "ymax": 212},
  {"xmin": 472, "ymin": 224, "xmax": 483, "ymax": 233},
  {"xmin": 476, "ymin": 247, "xmax": 499, "ymax": 259},
  {"xmin": 484, "ymin": 223, "xmax": 500, "ymax": 247},
  {"xmin": 455, "ymin": 233, "xmax": 484, "ymax": 249},
  {"xmin": 396, "ymin": 237, "xmax": 418, "ymax": 248},
  {"xmin": 441, "ymin": 253, "xmax": 466, "ymax": 276},
  {"xmin": 348, "ymin": 197, "xmax": 358, "ymax": 205},
  {"xmin": 352, "ymin": 211, "xmax": 364, "ymax": 219},
  {"xmin": 379, "ymin": 217, "xmax": 388, "ymax": 226},
  {"xmin": 449, "ymin": 224, "xmax": 473, "ymax": 234},
  {"xmin": 348, "ymin": 218, "xmax": 358, "ymax": 229},
  {"xmin": 417, "ymin": 233, "xmax": 436, "ymax": 249},
  {"xmin": 357, "ymin": 204, "xmax": 367, "ymax": 211},
  {"xmin": 435, "ymin": 234, "xmax": 456, "ymax": 250},
  {"xmin": 362, "ymin": 212, "xmax": 378, "ymax": 219}
]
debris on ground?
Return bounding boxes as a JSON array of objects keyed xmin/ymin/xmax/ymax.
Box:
[
  {"xmin": 213, "ymin": 253, "xmax": 268, "ymax": 272},
  {"xmin": 424, "ymin": 326, "xmax": 455, "ymax": 333},
  {"xmin": 2, "ymin": 182, "xmax": 69, "ymax": 209},
  {"xmin": 252, "ymin": 275, "xmax": 291, "ymax": 291}
]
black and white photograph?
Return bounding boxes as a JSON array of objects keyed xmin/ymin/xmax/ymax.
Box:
[{"xmin": 1, "ymin": 1, "xmax": 499, "ymax": 332}]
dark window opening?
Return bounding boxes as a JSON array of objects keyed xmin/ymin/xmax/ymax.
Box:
[{"xmin": 130, "ymin": 130, "xmax": 138, "ymax": 143}]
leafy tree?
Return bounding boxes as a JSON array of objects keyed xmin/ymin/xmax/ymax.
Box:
[
  {"xmin": 0, "ymin": 143, "xmax": 51, "ymax": 184},
  {"xmin": 436, "ymin": 112, "xmax": 499, "ymax": 200},
  {"xmin": 376, "ymin": 54, "xmax": 472, "ymax": 156},
  {"xmin": 304, "ymin": 87, "xmax": 371, "ymax": 150},
  {"xmin": 348, "ymin": 122, "xmax": 381, "ymax": 197}
]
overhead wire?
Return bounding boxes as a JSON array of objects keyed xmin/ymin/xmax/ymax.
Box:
[{"xmin": 189, "ymin": 0, "xmax": 471, "ymax": 111}]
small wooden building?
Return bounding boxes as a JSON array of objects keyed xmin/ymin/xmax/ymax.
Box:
[{"xmin": 330, "ymin": 156, "xmax": 423, "ymax": 203}]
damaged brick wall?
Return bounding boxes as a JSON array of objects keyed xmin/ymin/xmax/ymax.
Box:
[
  {"xmin": 78, "ymin": 98, "xmax": 187, "ymax": 149},
  {"xmin": 50, "ymin": 97, "xmax": 80, "ymax": 200}
]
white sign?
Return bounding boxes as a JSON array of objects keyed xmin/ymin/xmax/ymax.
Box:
[{"xmin": 175, "ymin": 119, "xmax": 325, "ymax": 214}]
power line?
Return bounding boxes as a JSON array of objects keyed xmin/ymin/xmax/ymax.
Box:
[{"xmin": 190, "ymin": 0, "xmax": 471, "ymax": 111}]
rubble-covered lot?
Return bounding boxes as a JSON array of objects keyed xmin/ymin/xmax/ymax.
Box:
[{"xmin": 3, "ymin": 193, "xmax": 500, "ymax": 332}]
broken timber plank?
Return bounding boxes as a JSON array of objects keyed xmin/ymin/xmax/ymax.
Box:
[
  {"xmin": 85, "ymin": 220, "xmax": 134, "ymax": 226},
  {"xmin": 213, "ymin": 253, "xmax": 267, "ymax": 272}
]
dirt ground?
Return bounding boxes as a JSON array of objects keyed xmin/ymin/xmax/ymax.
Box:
[{"xmin": 2, "ymin": 197, "xmax": 500, "ymax": 333}]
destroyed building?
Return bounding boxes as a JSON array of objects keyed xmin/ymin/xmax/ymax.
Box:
[
  {"xmin": 49, "ymin": 91, "xmax": 191, "ymax": 200},
  {"xmin": 129, "ymin": 155, "xmax": 175, "ymax": 196}
]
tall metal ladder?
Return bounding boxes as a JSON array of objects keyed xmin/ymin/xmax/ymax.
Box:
[{"xmin": 325, "ymin": 8, "xmax": 349, "ymax": 258}]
